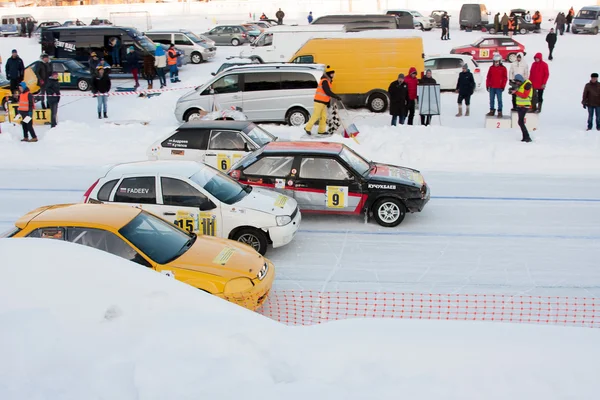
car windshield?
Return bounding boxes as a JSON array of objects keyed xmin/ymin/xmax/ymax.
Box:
[
  {"xmin": 64, "ymin": 59, "xmax": 85, "ymax": 70},
  {"xmin": 339, "ymin": 147, "xmax": 370, "ymax": 176},
  {"xmin": 244, "ymin": 125, "xmax": 276, "ymax": 147},
  {"xmin": 119, "ymin": 211, "xmax": 194, "ymax": 264},
  {"xmin": 185, "ymin": 31, "xmax": 204, "ymax": 43},
  {"xmin": 411, "ymin": 11, "xmax": 424, "ymax": 17},
  {"xmin": 190, "ymin": 167, "xmax": 249, "ymax": 204},
  {"xmin": 137, "ymin": 35, "xmax": 156, "ymax": 52},
  {"xmin": 576, "ymin": 10, "xmax": 598, "ymax": 19},
  {"xmin": 252, "ymin": 33, "xmax": 272, "ymax": 47}
]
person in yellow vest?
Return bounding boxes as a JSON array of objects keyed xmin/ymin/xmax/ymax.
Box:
[
  {"xmin": 167, "ymin": 44, "xmax": 181, "ymax": 83},
  {"xmin": 304, "ymin": 68, "xmax": 341, "ymax": 135},
  {"xmin": 17, "ymin": 82, "xmax": 37, "ymax": 142},
  {"xmin": 510, "ymin": 74, "xmax": 532, "ymax": 142}
]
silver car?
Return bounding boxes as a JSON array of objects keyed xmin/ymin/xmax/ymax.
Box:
[
  {"xmin": 203, "ymin": 25, "xmax": 250, "ymax": 46},
  {"xmin": 146, "ymin": 29, "xmax": 217, "ymax": 64},
  {"xmin": 174, "ymin": 64, "xmax": 325, "ymax": 126}
]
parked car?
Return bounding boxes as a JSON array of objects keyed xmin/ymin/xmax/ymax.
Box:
[
  {"xmin": 174, "ymin": 63, "xmax": 325, "ymax": 126},
  {"xmin": 202, "ymin": 25, "xmax": 250, "ymax": 46},
  {"xmin": 0, "ymin": 13, "xmax": 35, "ymax": 36},
  {"xmin": 386, "ymin": 9, "xmax": 434, "ymax": 30},
  {"xmin": 146, "ymin": 29, "xmax": 217, "ymax": 64},
  {"xmin": 241, "ymin": 23, "xmax": 263, "ymax": 41},
  {"xmin": 509, "ymin": 9, "xmax": 527, "ymax": 18},
  {"xmin": 430, "ymin": 10, "xmax": 448, "ymax": 27},
  {"xmin": 246, "ymin": 21, "xmax": 273, "ymax": 29},
  {"xmin": 90, "ymin": 18, "xmax": 112, "ymax": 26},
  {"xmin": 83, "ymin": 160, "xmax": 300, "ymax": 255},
  {"xmin": 424, "ymin": 54, "xmax": 482, "ymax": 90},
  {"xmin": 450, "ymin": 36, "xmax": 526, "ymax": 62},
  {"xmin": 0, "ymin": 75, "xmax": 13, "ymax": 110},
  {"xmin": 211, "ymin": 57, "xmax": 260, "ymax": 76},
  {"xmin": 459, "ymin": 3, "xmax": 490, "ymax": 30},
  {"xmin": 147, "ymin": 120, "xmax": 277, "ymax": 172},
  {"xmin": 63, "ymin": 20, "xmax": 86, "ymax": 27},
  {"xmin": 229, "ymin": 141, "xmax": 430, "ymax": 227},
  {"xmin": 483, "ymin": 16, "xmax": 536, "ymax": 34},
  {"xmin": 572, "ymin": 6, "xmax": 600, "ymax": 35},
  {"xmin": 316, "ymin": 14, "xmax": 407, "ymax": 29},
  {"xmin": 5, "ymin": 203, "xmax": 275, "ymax": 310},
  {"xmin": 24, "ymin": 59, "xmax": 93, "ymax": 93}
]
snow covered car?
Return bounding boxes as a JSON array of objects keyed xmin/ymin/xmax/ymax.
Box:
[
  {"xmin": 147, "ymin": 120, "xmax": 276, "ymax": 172},
  {"xmin": 424, "ymin": 54, "xmax": 482, "ymax": 90},
  {"xmin": 5, "ymin": 203, "xmax": 274, "ymax": 310},
  {"xmin": 83, "ymin": 160, "xmax": 300, "ymax": 255},
  {"xmin": 229, "ymin": 142, "xmax": 430, "ymax": 227},
  {"xmin": 450, "ymin": 36, "xmax": 526, "ymax": 63}
]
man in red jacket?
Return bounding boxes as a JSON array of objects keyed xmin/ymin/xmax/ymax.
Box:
[
  {"xmin": 486, "ymin": 53, "xmax": 508, "ymax": 118},
  {"xmin": 529, "ymin": 52, "xmax": 549, "ymax": 113},
  {"xmin": 404, "ymin": 67, "xmax": 419, "ymax": 125}
]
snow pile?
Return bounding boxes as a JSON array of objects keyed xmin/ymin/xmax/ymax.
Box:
[{"xmin": 1, "ymin": 238, "xmax": 600, "ymax": 399}]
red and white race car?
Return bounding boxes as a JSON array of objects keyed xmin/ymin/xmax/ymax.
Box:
[{"xmin": 450, "ymin": 36, "xmax": 526, "ymax": 63}]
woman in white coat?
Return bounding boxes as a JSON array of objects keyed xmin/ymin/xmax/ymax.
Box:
[{"xmin": 509, "ymin": 53, "xmax": 529, "ymax": 110}]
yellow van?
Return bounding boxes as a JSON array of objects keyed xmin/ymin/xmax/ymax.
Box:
[{"xmin": 290, "ymin": 36, "xmax": 424, "ymax": 112}]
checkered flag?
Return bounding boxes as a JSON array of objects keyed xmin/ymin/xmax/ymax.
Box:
[{"xmin": 327, "ymin": 103, "xmax": 342, "ymax": 135}]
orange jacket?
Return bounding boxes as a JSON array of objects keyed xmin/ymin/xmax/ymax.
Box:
[
  {"xmin": 167, "ymin": 49, "xmax": 178, "ymax": 66},
  {"xmin": 314, "ymin": 76, "xmax": 333, "ymax": 104},
  {"xmin": 18, "ymin": 91, "xmax": 33, "ymax": 112},
  {"xmin": 533, "ymin": 13, "xmax": 542, "ymax": 23}
]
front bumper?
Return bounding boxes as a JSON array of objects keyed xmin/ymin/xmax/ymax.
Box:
[
  {"xmin": 269, "ymin": 208, "xmax": 301, "ymax": 248},
  {"xmin": 221, "ymin": 259, "xmax": 275, "ymax": 310},
  {"xmin": 405, "ymin": 184, "xmax": 431, "ymax": 212},
  {"xmin": 203, "ymin": 49, "xmax": 217, "ymax": 60}
]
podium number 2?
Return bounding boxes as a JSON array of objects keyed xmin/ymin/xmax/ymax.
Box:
[{"xmin": 496, "ymin": 122, "xmax": 500, "ymax": 128}]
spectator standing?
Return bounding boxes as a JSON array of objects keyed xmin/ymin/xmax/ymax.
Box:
[
  {"xmin": 20, "ymin": 18, "xmax": 26, "ymax": 37},
  {"xmin": 35, "ymin": 54, "xmax": 53, "ymax": 109},
  {"xmin": 304, "ymin": 68, "xmax": 341, "ymax": 135},
  {"xmin": 418, "ymin": 69, "xmax": 437, "ymax": 126},
  {"xmin": 404, "ymin": 67, "xmax": 419, "ymax": 125},
  {"xmin": 46, "ymin": 71, "xmax": 61, "ymax": 128},
  {"xmin": 567, "ymin": 7, "xmax": 575, "ymax": 32},
  {"xmin": 509, "ymin": 53, "xmax": 529, "ymax": 110},
  {"xmin": 486, "ymin": 53, "xmax": 508, "ymax": 118},
  {"xmin": 92, "ymin": 67, "xmax": 111, "ymax": 119},
  {"xmin": 509, "ymin": 74, "xmax": 533, "ymax": 142},
  {"xmin": 493, "ymin": 13, "xmax": 500, "ymax": 33},
  {"xmin": 529, "ymin": 53, "xmax": 549, "ymax": 113},
  {"xmin": 88, "ymin": 52, "xmax": 100, "ymax": 76},
  {"xmin": 167, "ymin": 44, "xmax": 180, "ymax": 83},
  {"xmin": 455, "ymin": 64, "xmax": 476, "ymax": 117},
  {"xmin": 555, "ymin": 12, "xmax": 566, "ymax": 35},
  {"xmin": 308, "ymin": 12, "xmax": 313, "ymax": 24},
  {"xmin": 533, "ymin": 11, "xmax": 542, "ymax": 31},
  {"xmin": 501, "ymin": 13, "xmax": 509, "ymax": 35},
  {"xmin": 260, "ymin": 13, "xmax": 268, "ymax": 20},
  {"xmin": 582, "ymin": 73, "xmax": 600, "ymax": 131},
  {"xmin": 17, "ymin": 82, "xmax": 37, "ymax": 142},
  {"xmin": 126, "ymin": 46, "xmax": 140, "ymax": 88},
  {"xmin": 26, "ymin": 18, "xmax": 34, "ymax": 38},
  {"xmin": 143, "ymin": 54, "xmax": 156, "ymax": 89},
  {"xmin": 441, "ymin": 12, "xmax": 449, "ymax": 40},
  {"xmin": 5, "ymin": 49, "xmax": 25, "ymax": 93},
  {"xmin": 275, "ymin": 8, "xmax": 285, "ymax": 25},
  {"xmin": 109, "ymin": 36, "xmax": 121, "ymax": 67},
  {"xmin": 546, "ymin": 28, "xmax": 557, "ymax": 60},
  {"xmin": 388, "ymin": 73, "xmax": 409, "ymax": 125},
  {"xmin": 154, "ymin": 44, "xmax": 167, "ymax": 88}
]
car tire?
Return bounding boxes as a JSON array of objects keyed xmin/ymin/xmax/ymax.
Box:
[
  {"xmin": 372, "ymin": 198, "xmax": 406, "ymax": 228},
  {"xmin": 489, "ymin": 28, "xmax": 496, "ymax": 34},
  {"xmin": 191, "ymin": 52, "xmax": 203, "ymax": 64},
  {"xmin": 184, "ymin": 108, "xmax": 203, "ymax": 122},
  {"xmin": 418, "ymin": 23, "xmax": 424, "ymax": 31},
  {"xmin": 231, "ymin": 38, "xmax": 240, "ymax": 46},
  {"xmin": 368, "ymin": 92, "xmax": 388, "ymax": 113},
  {"xmin": 286, "ymin": 107, "xmax": 309, "ymax": 126},
  {"xmin": 519, "ymin": 28, "xmax": 528, "ymax": 35},
  {"xmin": 77, "ymin": 79, "xmax": 90, "ymax": 91},
  {"xmin": 594, "ymin": 27, "xmax": 599, "ymax": 35},
  {"xmin": 507, "ymin": 53, "xmax": 518, "ymax": 63},
  {"xmin": 1, "ymin": 97, "xmax": 7, "ymax": 111},
  {"xmin": 572, "ymin": 29, "xmax": 578, "ymax": 34},
  {"xmin": 232, "ymin": 228, "xmax": 268, "ymax": 255}
]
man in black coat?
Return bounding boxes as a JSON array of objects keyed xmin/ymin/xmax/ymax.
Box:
[
  {"xmin": 46, "ymin": 72, "xmax": 61, "ymax": 128},
  {"xmin": 20, "ymin": 19, "xmax": 26, "ymax": 37},
  {"xmin": 5, "ymin": 49, "xmax": 25, "ymax": 93},
  {"xmin": 546, "ymin": 28, "xmax": 557, "ymax": 61},
  {"xmin": 34, "ymin": 54, "xmax": 53, "ymax": 109},
  {"xmin": 455, "ymin": 64, "xmax": 476, "ymax": 117},
  {"xmin": 26, "ymin": 18, "xmax": 34, "ymax": 38},
  {"xmin": 388, "ymin": 73, "xmax": 409, "ymax": 126},
  {"xmin": 441, "ymin": 13, "xmax": 450, "ymax": 40}
]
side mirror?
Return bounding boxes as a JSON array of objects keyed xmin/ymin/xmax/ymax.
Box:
[
  {"xmin": 199, "ymin": 199, "xmax": 216, "ymax": 211},
  {"xmin": 211, "ymin": 72, "xmax": 216, "ymax": 76}
]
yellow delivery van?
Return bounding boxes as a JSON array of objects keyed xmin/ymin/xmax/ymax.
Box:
[{"xmin": 290, "ymin": 36, "xmax": 424, "ymax": 112}]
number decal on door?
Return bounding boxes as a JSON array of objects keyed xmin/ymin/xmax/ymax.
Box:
[
  {"xmin": 326, "ymin": 186, "xmax": 348, "ymax": 208},
  {"xmin": 57, "ymin": 72, "xmax": 71, "ymax": 83},
  {"xmin": 217, "ymin": 154, "xmax": 230, "ymax": 171},
  {"xmin": 479, "ymin": 49, "xmax": 490, "ymax": 58},
  {"xmin": 175, "ymin": 210, "xmax": 196, "ymax": 232},
  {"xmin": 198, "ymin": 211, "xmax": 217, "ymax": 236}
]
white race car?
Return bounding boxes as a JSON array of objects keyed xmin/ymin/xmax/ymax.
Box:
[{"xmin": 83, "ymin": 160, "xmax": 300, "ymax": 255}]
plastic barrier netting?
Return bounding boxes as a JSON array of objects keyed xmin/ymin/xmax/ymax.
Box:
[{"xmin": 257, "ymin": 291, "xmax": 600, "ymax": 328}]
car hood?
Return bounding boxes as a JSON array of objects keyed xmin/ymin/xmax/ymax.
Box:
[
  {"xmin": 172, "ymin": 235, "xmax": 264, "ymax": 279},
  {"xmin": 368, "ymin": 163, "xmax": 424, "ymax": 187},
  {"xmin": 235, "ymin": 187, "xmax": 297, "ymax": 216},
  {"xmin": 452, "ymin": 44, "xmax": 473, "ymax": 51},
  {"xmin": 573, "ymin": 18, "xmax": 597, "ymax": 24}
]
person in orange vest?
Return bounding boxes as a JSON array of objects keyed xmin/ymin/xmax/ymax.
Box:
[
  {"xmin": 304, "ymin": 68, "xmax": 341, "ymax": 135},
  {"xmin": 17, "ymin": 82, "xmax": 37, "ymax": 142},
  {"xmin": 533, "ymin": 11, "xmax": 542, "ymax": 31},
  {"xmin": 508, "ymin": 17, "xmax": 515, "ymax": 36},
  {"xmin": 566, "ymin": 7, "xmax": 574, "ymax": 32},
  {"xmin": 167, "ymin": 44, "xmax": 181, "ymax": 83}
]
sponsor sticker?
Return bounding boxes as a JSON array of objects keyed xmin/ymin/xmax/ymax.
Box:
[
  {"xmin": 275, "ymin": 178, "xmax": 285, "ymax": 189},
  {"xmin": 291, "ymin": 168, "xmax": 297, "ymax": 175},
  {"xmin": 213, "ymin": 247, "xmax": 236, "ymax": 265},
  {"xmin": 368, "ymin": 184, "xmax": 397, "ymax": 190},
  {"xmin": 171, "ymin": 149, "xmax": 185, "ymax": 156},
  {"xmin": 119, "ymin": 187, "xmax": 150, "ymax": 194},
  {"xmin": 287, "ymin": 180, "xmax": 294, "ymax": 186},
  {"xmin": 274, "ymin": 194, "xmax": 288, "ymax": 208}
]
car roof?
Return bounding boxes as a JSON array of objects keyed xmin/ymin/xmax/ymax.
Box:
[
  {"xmin": 104, "ymin": 160, "xmax": 204, "ymax": 179},
  {"xmin": 16, "ymin": 203, "xmax": 141, "ymax": 230},
  {"xmin": 179, "ymin": 120, "xmax": 253, "ymax": 131},
  {"xmin": 146, "ymin": 29, "xmax": 191, "ymax": 33},
  {"xmin": 218, "ymin": 63, "xmax": 326, "ymax": 74},
  {"xmin": 426, "ymin": 54, "xmax": 472, "ymax": 60},
  {"xmin": 580, "ymin": 6, "xmax": 600, "ymax": 10},
  {"xmin": 263, "ymin": 141, "xmax": 344, "ymax": 154}
]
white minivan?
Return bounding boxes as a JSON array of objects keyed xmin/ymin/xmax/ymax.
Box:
[
  {"xmin": 146, "ymin": 29, "xmax": 217, "ymax": 64},
  {"xmin": 174, "ymin": 63, "xmax": 325, "ymax": 126}
]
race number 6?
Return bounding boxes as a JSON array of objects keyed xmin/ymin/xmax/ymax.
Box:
[{"xmin": 217, "ymin": 154, "xmax": 230, "ymax": 171}]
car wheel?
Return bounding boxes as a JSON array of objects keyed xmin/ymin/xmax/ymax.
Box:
[
  {"xmin": 489, "ymin": 28, "xmax": 496, "ymax": 34},
  {"xmin": 507, "ymin": 53, "xmax": 518, "ymax": 63},
  {"xmin": 77, "ymin": 79, "xmax": 90, "ymax": 91},
  {"xmin": 572, "ymin": 29, "xmax": 578, "ymax": 34},
  {"xmin": 231, "ymin": 38, "xmax": 240, "ymax": 46},
  {"xmin": 519, "ymin": 28, "xmax": 528, "ymax": 35},
  {"xmin": 191, "ymin": 52, "xmax": 203, "ymax": 64},
  {"xmin": 232, "ymin": 228, "xmax": 268, "ymax": 255},
  {"xmin": 1, "ymin": 97, "xmax": 7, "ymax": 111},
  {"xmin": 368, "ymin": 93, "xmax": 388, "ymax": 113},
  {"xmin": 286, "ymin": 107, "xmax": 309, "ymax": 126},
  {"xmin": 184, "ymin": 108, "xmax": 203, "ymax": 122},
  {"xmin": 372, "ymin": 198, "xmax": 406, "ymax": 228},
  {"xmin": 418, "ymin": 23, "xmax": 424, "ymax": 31},
  {"xmin": 594, "ymin": 27, "xmax": 599, "ymax": 35}
]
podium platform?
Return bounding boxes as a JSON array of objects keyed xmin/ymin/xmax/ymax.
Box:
[
  {"xmin": 484, "ymin": 115, "xmax": 512, "ymax": 129},
  {"xmin": 511, "ymin": 111, "xmax": 539, "ymax": 131}
]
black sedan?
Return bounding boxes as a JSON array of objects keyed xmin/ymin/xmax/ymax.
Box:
[
  {"xmin": 483, "ymin": 16, "xmax": 538, "ymax": 34},
  {"xmin": 228, "ymin": 141, "xmax": 430, "ymax": 227}
]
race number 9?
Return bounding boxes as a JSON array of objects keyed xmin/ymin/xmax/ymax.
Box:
[
  {"xmin": 217, "ymin": 154, "xmax": 230, "ymax": 171},
  {"xmin": 326, "ymin": 186, "xmax": 348, "ymax": 209},
  {"xmin": 479, "ymin": 49, "xmax": 490, "ymax": 58}
]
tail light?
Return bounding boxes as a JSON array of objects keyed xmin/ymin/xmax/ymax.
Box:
[
  {"xmin": 82, "ymin": 179, "xmax": 99, "ymax": 203},
  {"xmin": 474, "ymin": 68, "xmax": 481, "ymax": 73},
  {"xmin": 229, "ymin": 169, "xmax": 241, "ymax": 180},
  {"xmin": 241, "ymin": 33, "xmax": 247, "ymax": 38},
  {"xmin": 420, "ymin": 180, "xmax": 427, "ymax": 199}
]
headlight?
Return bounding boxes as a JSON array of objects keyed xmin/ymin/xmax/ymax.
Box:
[
  {"xmin": 276, "ymin": 215, "xmax": 292, "ymax": 226},
  {"xmin": 585, "ymin": 23, "xmax": 592, "ymax": 27},
  {"xmin": 224, "ymin": 277, "xmax": 254, "ymax": 294},
  {"xmin": 257, "ymin": 262, "xmax": 268, "ymax": 280}
]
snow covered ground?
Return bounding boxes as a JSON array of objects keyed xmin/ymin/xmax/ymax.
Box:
[{"xmin": 1, "ymin": 239, "xmax": 600, "ymax": 399}]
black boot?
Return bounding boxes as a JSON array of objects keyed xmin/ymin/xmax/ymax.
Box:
[
  {"xmin": 535, "ymin": 103, "xmax": 542, "ymax": 113},
  {"xmin": 98, "ymin": 112, "xmax": 101, "ymax": 119},
  {"xmin": 103, "ymin": 112, "xmax": 108, "ymax": 119}
]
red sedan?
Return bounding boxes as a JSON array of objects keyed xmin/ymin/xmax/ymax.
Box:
[{"xmin": 450, "ymin": 36, "xmax": 526, "ymax": 63}]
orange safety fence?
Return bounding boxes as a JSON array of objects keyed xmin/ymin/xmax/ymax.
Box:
[{"xmin": 257, "ymin": 291, "xmax": 600, "ymax": 328}]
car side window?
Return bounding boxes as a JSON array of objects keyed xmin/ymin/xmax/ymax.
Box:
[
  {"xmin": 161, "ymin": 129, "xmax": 210, "ymax": 150},
  {"xmin": 161, "ymin": 177, "xmax": 208, "ymax": 207},
  {"xmin": 292, "ymin": 55, "xmax": 314, "ymax": 64},
  {"xmin": 97, "ymin": 179, "xmax": 119, "ymax": 201},
  {"xmin": 424, "ymin": 59, "xmax": 437, "ymax": 69},
  {"xmin": 243, "ymin": 72, "xmax": 281, "ymax": 92},
  {"xmin": 208, "ymin": 130, "xmax": 246, "ymax": 151},
  {"xmin": 53, "ymin": 63, "xmax": 66, "ymax": 72},
  {"xmin": 501, "ymin": 40, "xmax": 516, "ymax": 46},
  {"xmin": 244, "ymin": 156, "xmax": 294, "ymax": 177},
  {"xmin": 27, "ymin": 227, "xmax": 65, "ymax": 240},
  {"xmin": 299, "ymin": 158, "xmax": 352, "ymax": 180},
  {"xmin": 480, "ymin": 39, "xmax": 496, "ymax": 47},
  {"xmin": 66, "ymin": 227, "xmax": 151, "ymax": 268},
  {"xmin": 281, "ymin": 72, "xmax": 318, "ymax": 89},
  {"xmin": 114, "ymin": 177, "xmax": 156, "ymax": 204},
  {"xmin": 212, "ymin": 74, "xmax": 239, "ymax": 94},
  {"xmin": 439, "ymin": 58, "xmax": 463, "ymax": 69},
  {"xmin": 174, "ymin": 33, "xmax": 192, "ymax": 46}
]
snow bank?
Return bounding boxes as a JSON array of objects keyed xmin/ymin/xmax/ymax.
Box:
[{"xmin": 1, "ymin": 238, "xmax": 600, "ymax": 399}]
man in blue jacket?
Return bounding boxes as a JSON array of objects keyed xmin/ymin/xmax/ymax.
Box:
[{"xmin": 5, "ymin": 49, "xmax": 25, "ymax": 93}]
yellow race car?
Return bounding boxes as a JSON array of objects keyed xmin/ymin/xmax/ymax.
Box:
[{"xmin": 3, "ymin": 203, "xmax": 274, "ymax": 310}]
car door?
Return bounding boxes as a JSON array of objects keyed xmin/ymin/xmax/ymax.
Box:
[
  {"xmin": 51, "ymin": 62, "xmax": 72, "ymax": 88},
  {"xmin": 109, "ymin": 175, "xmax": 165, "ymax": 218},
  {"xmin": 203, "ymin": 73, "xmax": 243, "ymax": 113},
  {"xmin": 206, "ymin": 26, "xmax": 223, "ymax": 44},
  {"xmin": 240, "ymin": 71, "xmax": 282, "ymax": 121},
  {"xmin": 153, "ymin": 128, "xmax": 210, "ymax": 162},
  {"xmin": 476, "ymin": 38, "xmax": 497, "ymax": 60},
  {"xmin": 293, "ymin": 156, "xmax": 363, "ymax": 213},
  {"xmin": 158, "ymin": 176, "xmax": 222, "ymax": 238},
  {"xmin": 174, "ymin": 33, "xmax": 194, "ymax": 55},
  {"xmin": 436, "ymin": 58, "xmax": 464, "ymax": 90},
  {"xmin": 204, "ymin": 129, "xmax": 249, "ymax": 172},
  {"xmin": 240, "ymin": 154, "xmax": 296, "ymax": 198}
]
